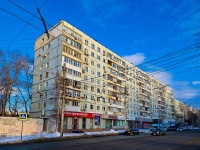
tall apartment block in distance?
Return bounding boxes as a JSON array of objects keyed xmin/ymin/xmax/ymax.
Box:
[{"xmin": 30, "ymin": 20, "xmax": 176, "ymax": 132}]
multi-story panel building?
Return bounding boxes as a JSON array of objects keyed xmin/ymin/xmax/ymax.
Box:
[{"xmin": 31, "ymin": 20, "xmax": 179, "ymax": 132}]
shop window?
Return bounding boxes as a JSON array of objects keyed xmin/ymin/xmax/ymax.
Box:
[
  {"xmin": 90, "ymin": 118, "xmax": 93, "ymax": 129},
  {"xmin": 64, "ymin": 118, "xmax": 68, "ymax": 129},
  {"xmin": 82, "ymin": 118, "xmax": 86, "ymax": 129}
]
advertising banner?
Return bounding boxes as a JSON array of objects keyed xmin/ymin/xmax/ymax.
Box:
[{"xmin": 94, "ymin": 116, "xmax": 101, "ymax": 125}]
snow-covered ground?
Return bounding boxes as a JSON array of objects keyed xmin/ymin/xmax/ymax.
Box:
[{"xmin": 0, "ymin": 129, "xmax": 125, "ymax": 144}]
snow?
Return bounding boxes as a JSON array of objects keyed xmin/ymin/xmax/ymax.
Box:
[{"xmin": 0, "ymin": 129, "xmax": 125, "ymax": 144}]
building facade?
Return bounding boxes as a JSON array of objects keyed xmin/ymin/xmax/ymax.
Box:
[{"xmin": 30, "ymin": 20, "xmax": 180, "ymax": 132}]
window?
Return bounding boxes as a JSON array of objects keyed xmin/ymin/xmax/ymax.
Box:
[
  {"xmin": 45, "ymin": 72, "xmax": 48, "ymax": 78},
  {"xmin": 85, "ymin": 48, "xmax": 88, "ymax": 54},
  {"xmin": 97, "ymin": 88, "xmax": 100, "ymax": 93},
  {"xmin": 84, "ymin": 94, "xmax": 87, "ymax": 99},
  {"xmin": 40, "ymin": 74, "xmax": 42, "ymax": 80},
  {"xmin": 102, "ymin": 98, "xmax": 105, "ymax": 103},
  {"xmin": 38, "ymin": 103, "xmax": 41, "ymax": 109},
  {"xmin": 91, "ymin": 86, "xmax": 94, "ymax": 92},
  {"xmin": 97, "ymin": 63, "xmax": 100, "ymax": 68},
  {"xmin": 72, "ymin": 101, "xmax": 79, "ymax": 106},
  {"xmin": 40, "ymin": 65, "xmax": 43, "ymax": 71},
  {"xmin": 103, "ymin": 50, "xmax": 106, "ymax": 55},
  {"xmin": 103, "ymin": 107, "xmax": 106, "ymax": 111},
  {"xmin": 44, "ymin": 81, "xmax": 48, "ymax": 88},
  {"xmin": 90, "ymin": 105, "xmax": 94, "ymax": 109},
  {"xmin": 85, "ymin": 66, "xmax": 88, "ymax": 72},
  {"xmin": 103, "ymin": 66, "xmax": 105, "ymax": 70},
  {"xmin": 91, "ymin": 95, "xmax": 95, "ymax": 100},
  {"xmin": 91, "ymin": 69, "xmax": 94, "ymax": 74},
  {"xmin": 97, "ymin": 97, "xmax": 100, "ymax": 101},
  {"xmin": 47, "ymin": 43, "xmax": 51, "ymax": 49},
  {"xmin": 85, "ymin": 40, "xmax": 88, "ymax": 46},
  {"xmin": 84, "ymin": 85, "xmax": 88, "ymax": 90},
  {"xmin": 97, "ymin": 72, "xmax": 100, "ymax": 77},
  {"xmin": 103, "ymin": 58, "xmax": 106, "ymax": 63},
  {"xmin": 46, "ymin": 53, "xmax": 49, "ymax": 59},
  {"xmin": 91, "ymin": 52, "xmax": 94, "ymax": 57},
  {"xmin": 97, "ymin": 55, "xmax": 100, "ymax": 60},
  {"xmin": 43, "ymin": 102, "xmax": 46, "ymax": 108},
  {"xmin": 91, "ymin": 78, "xmax": 94, "ymax": 82},
  {"xmin": 97, "ymin": 106, "xmax": 100, "ymax": 110},
  {"xmin": 39, "ymin": 92, "xmax": 43, "ymax": 99},
  {"xmin": 91, "ymin": 44, "xmax": 95, "ymax": 49},
  {"xmin": 97, "ymin": 47, "xmax": 100, "ymax": 52},
  {"xmin": 97, "ymin": 80, "xmax": 100, "ymax": 85},
  {"xmin": 46, "ymin": 62, "xmax": 49, "ymax": 68},
  {"xmin": 82, "ymin": 118, "xmax": 86, "ymax": 129},
  {"xmin": 91, "ymin": 60, "xmax": 94, "ymax": 66},
  {"xmin": 84, "ymin": 75, "xmax": 88, "ymax": 80},
  {"xmin": 42, "ymin": 46, "xmax": 45, "ymax": 52},
  {"xmin": 38, "ymin": 84, "xmax": 42, "ymax": 90},
  {"xmin": 44, "ymin": 92, "xmax": 47, "ymax": 98}
]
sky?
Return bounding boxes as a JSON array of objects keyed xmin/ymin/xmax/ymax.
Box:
[{"xmin": 0, "ymin": 0, "xmax": 200, "ymax": 108}]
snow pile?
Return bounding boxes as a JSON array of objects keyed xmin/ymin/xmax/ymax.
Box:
[{"xmin": 0, "ymin": 130, "xmax": 125, "ymax": 144}]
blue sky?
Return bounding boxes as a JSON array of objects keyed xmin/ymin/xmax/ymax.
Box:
[{"xmin": 0, "ymin": 0, "xmax": 200, "ymax": 108}]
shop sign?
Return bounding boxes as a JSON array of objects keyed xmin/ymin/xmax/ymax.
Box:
[
  {"xmin": 108, "ymin": 115, "xmax": 117, "ymax": 119},
  {"xmin": 64, "ymin": 111, "xmax": 102, "ymax": 118}
]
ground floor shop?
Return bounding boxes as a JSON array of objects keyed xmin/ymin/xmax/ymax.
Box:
[
  {"xmin": 127, "ymin": 117, "xmax": 153, "ymax": 129},
  {"xmin": 59, "ymin": 111, "xmax": 127, "ymax": 132}
]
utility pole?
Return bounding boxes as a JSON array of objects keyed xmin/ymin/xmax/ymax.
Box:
[
  {"xmin": 60, "ymin": 63, "xmax": 67, "ymax": 137},
  {"xmin": 124, "ymin": 86, "xmax": 128, "ymax": 131}
]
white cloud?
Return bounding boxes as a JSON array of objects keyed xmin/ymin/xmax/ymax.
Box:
[
  {"xmin": 151, "ymin": 71, "xmax": 172, "ymax": 85},
  {"xmin": 172, "ymin": 81, "xmax": 199, "ymax": 100},
  {"xmin": 122, "ymin": 53, "xmax": 145, "ymax": 66},
  {"xmin": 192, "ymin": 81, "xmax": 200, "ymax": 85}
]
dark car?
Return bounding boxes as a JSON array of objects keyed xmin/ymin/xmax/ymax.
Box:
[
  {"xmin": 167, "ymin": 126, "xmax": 176, "ymax": 131},
  {"xmin": 151, "ymin": 128, "xmax": 166, "ymax": 136},
  {"xmin": 125, "ymin": 128, "xmax": 139, "ymax": 135}
]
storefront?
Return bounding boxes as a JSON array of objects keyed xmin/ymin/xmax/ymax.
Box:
[{"xmin": 62, "ymin": 111, "xmax": 102, "ymax": 132}]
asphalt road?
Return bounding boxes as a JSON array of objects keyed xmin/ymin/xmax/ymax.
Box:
[{"xmin": 0, "ymin": 131, "xmax": 200, "ymax": 150}]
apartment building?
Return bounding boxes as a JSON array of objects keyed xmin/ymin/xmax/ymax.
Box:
[{"xmin": 30, "ymin": 20, "xmax": 177, "ymax": 132}]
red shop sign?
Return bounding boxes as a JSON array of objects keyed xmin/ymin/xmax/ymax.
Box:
[
  {"xmin": 63, "ymin": 111, "xmax": 102, "ymax": 118},
  {"xmin": 108, "ymin": 115, "xmax": 117, "ymax": 119}
]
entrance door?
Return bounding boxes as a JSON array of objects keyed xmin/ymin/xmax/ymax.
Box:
[
  {"xmin": 43, "ymin": 118, "xmax": 49, "ymax": 132},
  {"xmin": 73, "ymin": 119, "xmax": 78, "ymax": 130}
]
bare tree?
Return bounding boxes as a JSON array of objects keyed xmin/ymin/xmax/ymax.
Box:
[
  {"xmin": 0, "ymin": 49, "xmax": 33, "ymax": 116},
  {"xmin": 48, "ymin": 71, "xmax": 61, "ymax": 132}
]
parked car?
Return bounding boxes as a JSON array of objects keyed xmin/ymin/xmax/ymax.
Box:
[
  {"xmin": 125, "ymin": 128, "xmax": 139, "ymax": 135},
  {"xmin": 177, "ymin": 127, "xmax": 183, "ymax": 131},
  {"xmin": 167, "ymin": 126, "xmax": 176, "ymax": 131},
  {"xmin": 151, "ymin": 128, "xmax": 166, "ymax": 136}
]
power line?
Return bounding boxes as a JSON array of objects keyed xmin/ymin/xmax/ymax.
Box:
[{"xmin": 3, "ymin": 0, "xmax": 200, "ymax": 85}]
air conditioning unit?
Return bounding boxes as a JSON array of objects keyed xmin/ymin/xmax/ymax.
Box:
[
  {"xmin": 82, "ymin": 69, "xmax": 85, "ymax": 73},
  {"xmin": 41, "ymin": 110, "xmax": 45, "ymax": 116}
]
